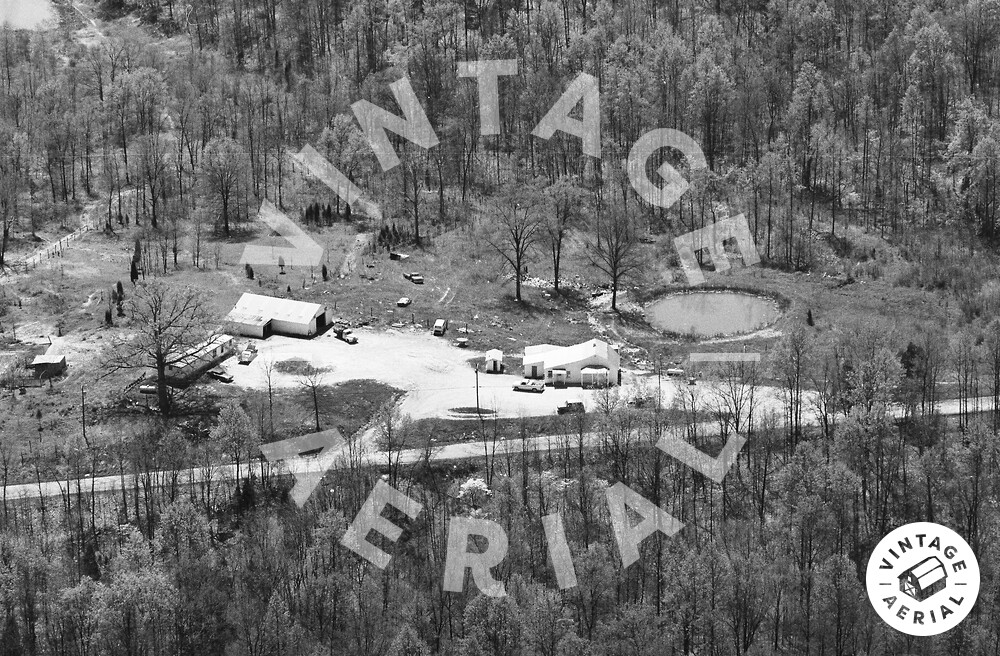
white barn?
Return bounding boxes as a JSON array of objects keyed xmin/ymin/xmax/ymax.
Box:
[
  {"xmin": 523, "ymin": 339, "xmax": 621, "ymax": 387},
  {"xmin": 225, "ymin": 293, "xmax": 330, "ymax": 338}
]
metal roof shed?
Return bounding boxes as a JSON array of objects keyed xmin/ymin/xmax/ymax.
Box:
[{"xmin": 30, "ymin": 354, "xmax": 66, "ymax": 379}]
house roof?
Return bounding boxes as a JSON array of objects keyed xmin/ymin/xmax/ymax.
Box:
[
  {"xmin": 542, "ymin": 339, "xmax": 617, "ymax": 369},
  {"xmin": 225, "ymin": 293, "xmax": 325, "ymax": 327},
  {"xmin": 524, "ymin": 344, "xmax": 559, "ymax": 360},
  {"xmin": 484, "ymin": 349, "xmax": 503, "ymax": 360},
  {"xmin": 31, "ymin": 354, "xmax": 66, "ymax": 366},
  {"xmin": 168, "ymin": 334, "xmax": 233, "ymax": 369}
]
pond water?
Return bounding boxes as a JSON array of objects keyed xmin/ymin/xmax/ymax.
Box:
[
  {"xmin": 0, "ymin": 1, "xmax": 56, "ymax": 30},
  {"xmin": 646, "ymin": 291, "xmax": 780, "ymax": 337}
]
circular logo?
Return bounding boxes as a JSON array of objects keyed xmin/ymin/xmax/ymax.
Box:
[{"xmin": 866, "ymin": 522, "xmax": 980, "ymax": 636}]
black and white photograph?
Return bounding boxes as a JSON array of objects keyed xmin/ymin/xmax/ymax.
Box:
[{"xmin": 0, "ymin": 0, "xmax": 997, "ymax": 652}]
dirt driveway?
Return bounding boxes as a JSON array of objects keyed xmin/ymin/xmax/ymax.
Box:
[{"xmin": 224, "ymin": 327, "xmax": 652, "ymax": 420}]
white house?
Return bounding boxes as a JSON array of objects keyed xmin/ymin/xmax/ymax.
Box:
[
  {"xmin": 522, "ymin": 339, "xmax": 620, "ymax": 387},
  {"xmin": 225, "ymin": 293, "xmax": 330, "ymax": 338},
  {"xmin": 164, "ymin": 334, "xmax": 234, "ymax": 382}
]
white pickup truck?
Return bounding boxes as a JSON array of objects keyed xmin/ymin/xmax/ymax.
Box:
[{"xmin": 238, "ymin": 342, "xmax": 258, "ymax": 364}]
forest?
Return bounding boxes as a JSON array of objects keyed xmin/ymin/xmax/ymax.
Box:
[{"xmin": 3, "ymin": 0, "xmax": 1000, "ymax": 654}]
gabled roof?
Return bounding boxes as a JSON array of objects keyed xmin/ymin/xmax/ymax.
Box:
[
  {"xmin": 484, "ymin": 349, "xmax": 503, "ymax": 360},
  {"xmin": 225, "ymin": 293, "xmax": 325, "ymax": 326},
  {"xmin": 542, "ymin": 339, "xmax": 617, "ymax": 369},
  {"xmin": 900, "ymin": 556, "xmax": 947, "ymax": 588},
  {"xmin": 524, "ymin": 344, "xmax": 559, "ymax": 360}
]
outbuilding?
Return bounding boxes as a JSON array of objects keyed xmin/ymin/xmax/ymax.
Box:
[
  {"xmin": 30, "ymin": 354, "xmax": 67, "ymax": 379},
  {"xmin": 225, "ymin": 293, "xmax": 330, "ymax": 338},
  {"xmin": 484, "ymin": 349, "xmax": 504, "ymax": 373},
  {"xmin": 522, "ymin": 339, "xmax": 621, "ymax": 388},
  {"xmin": 164, "ymin": 334, "xmax": 235, "ymax": 383}
]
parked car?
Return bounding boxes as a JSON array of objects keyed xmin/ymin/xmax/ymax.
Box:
[
  {"xmin": 238, "ymin": 342, "xmax": 258, "ymax": 364},
  {"xmin": 665, "ymin": 367, "xmax": 685, "ymax": 377},
  {"xmin": 433, "ymin": 318, "xmax": 448, "ymax": 335},
  {"xmin": 410, "ymin": 273, "xmax": 425, "ymax": 284},
  {"xmin": 557, "ymin": 400, "xmax": 585, "ymax": 415},
  {"xmin": 513, "ymin": 379, "xmax": 545, "ymax": 393},
  {"xmin": 208, "ymin": 368, "xmax": 234, "ymax": 383},
  {"xmin": 138, "ymin": 384, "xmax": 158, "ymax": 395},
  {"xmin": 687, "ymin": 376, "xmax": 697, "ymax": 386},
  {"xmin": 338, "ymin": 329, "xmax": 358, "ymax": 345},
  {"xmin": 397, "ymin": 297, "xmax": 412, "ymax": 307}
]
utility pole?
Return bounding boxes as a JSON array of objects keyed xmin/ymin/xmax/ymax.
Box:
[
  {"xmin": 474, "ymin": 365, "xmax": 481, "ymax": 420},
  {"xmin": 81, "ymin": 386, "xmax": 88, "ymax": 446}
]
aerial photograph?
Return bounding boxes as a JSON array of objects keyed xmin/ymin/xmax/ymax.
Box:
[{"xmin": 0, "ymin": 0, "xmax": 998, "ymax": 652}]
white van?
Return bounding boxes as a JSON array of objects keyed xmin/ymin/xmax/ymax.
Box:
[
  {"xmin": 433, "ymin": 319, "xmax": 447, "ymax": 336},
  {"xmin": 665, "ymin": 368, "xmax": 685, "ymax": 377}
]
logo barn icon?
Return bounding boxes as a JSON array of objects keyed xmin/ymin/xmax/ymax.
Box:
[
  {"xmin": 866, "ymin": 522, "xmax": 980, "ymax": 636},
  {"xmin": 899, "ymin": 556, "xmax": 947, "ymax": 602}
]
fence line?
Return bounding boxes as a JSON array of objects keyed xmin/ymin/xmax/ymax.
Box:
[{"xmin": 4, "ymin": 212, "xmax": 96, "ymax": 275}]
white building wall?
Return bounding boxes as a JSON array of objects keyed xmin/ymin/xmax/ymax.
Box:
[{"xmin": 271, "ymin": 317, "xmax": 316, "ymax": 336}]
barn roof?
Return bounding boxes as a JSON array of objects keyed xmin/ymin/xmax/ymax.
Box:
[
  {"xmin": 226, "ymin": 293, "xmax": 325, "ymax": 326},
  {"xmin": 901, "ymin": 556, "xmax": 947, "ymax": 588}
]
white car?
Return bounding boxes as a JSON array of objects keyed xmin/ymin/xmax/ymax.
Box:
[
  {"xmin": 513, "ymin": 379, "xmax": 545, "ymax": 393},
  {"xmin": 397, "ymin": 297, "xmax": 412, "ymax": 307}
]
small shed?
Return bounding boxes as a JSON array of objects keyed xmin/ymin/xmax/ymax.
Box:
[
  {"xmin": 484, "ymin": 349, "xmax": 504, "ymax": 373},
  {"xmin": 898, "ymin": 556, "xmax": 947, "ymax": 602},
  {"xmin": 30, "ymin": 354, "xmax": 67, "ymax": 379}
]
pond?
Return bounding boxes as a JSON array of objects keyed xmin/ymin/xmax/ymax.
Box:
[
  {"xmin": 0, "ymin": 1, "xmax": 56, "ymax": 30},
  {"xmin": 646, "ymin": 291, "xmax": 780, "ymax": 337}
]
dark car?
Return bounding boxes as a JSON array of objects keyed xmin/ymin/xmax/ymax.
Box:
[
  {"xmin": 208, "ymin": 368, "xmax": 234, "ymax": 383},
  {"xmin": 557, "ymin": 400, "xmax": 585, "ymax": 415}
]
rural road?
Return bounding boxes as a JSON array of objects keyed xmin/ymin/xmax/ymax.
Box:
[{"xmin": 2, "ymin": 394, "xmax": 994, "ymax": 503}]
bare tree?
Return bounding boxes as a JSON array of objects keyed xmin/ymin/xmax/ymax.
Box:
[
  {"xmin": 202, "ymin": 136, "xmax": 250, "ymax": 236},
  {"xmin": 297, "ymin": 364, "xmax": 328, "ymax": 432},
  {"xmin": 375, "ymin": 401, "xmax": 409, "ymax": 487},
  {"xmin": 486, "ymin": 189, "xmax": 545, "ymax": 302},
  {"xmin": 588, "ymin": 201, "xmax": 644, "ymax": 311},
  {"xmin": 710, "ymin": 358, "xmax": 762, "ymax": 434},
  {"xmin": 106, "ymin": 280, "xmax": 214, "ymax": 415},
  {"xmin": 544, "ymin": 177, "xmax": 586, "ymax": 294}
]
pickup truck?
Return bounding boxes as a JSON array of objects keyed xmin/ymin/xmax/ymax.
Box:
[
  {"xmin": 557, "ymin": 400, "xmax": 585, "ymax": 415},
  {"xmin": 238, "ymin": 343, "xmax": 258, "ymax": 364},
  {"xmin": 333, "ymin": 324, "xmax": 358, "ymax": 344},
  {"xmin": 513, "ymin": 379, "xmax": 545, "ymax": 393}
]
